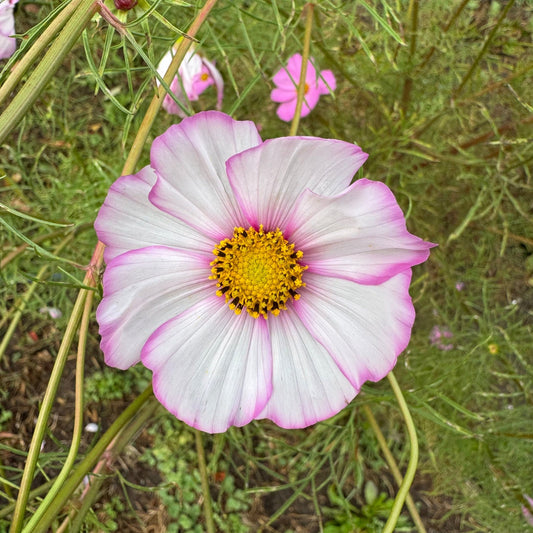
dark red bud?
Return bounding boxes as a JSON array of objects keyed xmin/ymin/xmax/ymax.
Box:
[{"xmin": 113, "ymin": 0, "xmax": 137, "ymax": 10}]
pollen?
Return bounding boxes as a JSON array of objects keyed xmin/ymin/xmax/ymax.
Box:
[{"xmin": 210, "ymin": 225, "xmax": 307, "ymax": 319}]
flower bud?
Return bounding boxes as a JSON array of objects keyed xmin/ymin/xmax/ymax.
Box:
[{"xmin": 113, "ymin": 0, "xmax": 137, "ymax": 10}]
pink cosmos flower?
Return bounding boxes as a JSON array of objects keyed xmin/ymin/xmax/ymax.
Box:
[
  {"xmin": 271, "ymin": 53, "xmax": 336, "ymax": 122},
  {"xmin": 95, "ymin": 111, "xmax": 434, "ymax": 433},
  {"xmin": 156, "ymin": 44, "xmax": 223, "ymax": 117},
  {"xmin": 522, "ymin": 494, "xmax": 533, "ymax": 527},
  {"xmin": 0, "ymin": 0, "xmax": 18, "ymax": 60},
  {"xmin": 429, "ymin": 325, "xmax": 454, "ymax": 351}
]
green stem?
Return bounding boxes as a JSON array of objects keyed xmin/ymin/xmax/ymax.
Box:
[
  {"xmin": 0, "ymin": 224, "xmax": 91, "ymax": 271},
  {"xmin": 382, "ymin": 372, "xmax": 419, "ymax": 533},
  {"xmin": 289, "ymin": 3, "xmax": 314, "ymax": 137},
  {"xmin": 0, "ymin": 480, "xmax": 54, "ymax": 520},
  {"xmin": 0, "ymin": 0, "xmax": 84, "ymax": 107},
  {"xmin": 8, "ymin": 241, "xmax": 104, "ymax": 533},
  {"xmin": 400, "ymin": 0, "xmax": 418, "ymax": 114},
  {"xmin": 195, "ymin": 430, "xmax": 216, "ymax": 533},
  {"xmin": 453, "ymin": 0, "xmax": 516, "ymax": 97},
  {"xmin": 122, "ymin": 0, "xmax": 219, "ymax": 176},
  {"xmin": 362, "ymin": 404, "xmax": 426, "ymax": 533},
  {"xmin": 28, "ymin": 384, "xmax": 155, "ymax": 533},
  {"xmin": 21, "ymin": 291, "xmax": 93, "ymax": 533},
  {"xmin": 56, "ymin": 398, "xmax": 160, "ymax": 533},
  {"xmin": 0, "ymin": 0, "xmax": 98, "ymax": 145}
]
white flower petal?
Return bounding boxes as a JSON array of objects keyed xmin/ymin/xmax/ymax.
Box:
[
  {"xmin": 95, "ymin": 166, "xmax": 213, "ymax": 263},
  {"xmin": 0, "ymin": 2, "xmax": 17, "ymax": 60},
  {"xmin": 256, "ymin": 309, "xmax": 356, "ymax": 429},
  {"xmin": 97, "ymin": 246, "xmax": 213, "ymax": 370},
  {"xmin": 288, "ymin": 179, "xmax": 433, "ymax": 283},
  {"xmin": 142, "ymin": 297, "xmax": 272, "ymax": 433},
  {"xmin": 295, "ymin": 271, "xmax": 414, "ymax": 389},
  {"xmin": 155, "ymin": 48, "xmax": 174, "ymax": 83},
  {"xmin": 149, "ymin": 112, "xmax": 262, "ymax": 240},
  {"xmin": 227, "ymin": 137, "xmax": 368, "ymax": 231},
  {"xmin": 178, "ymin": 50, "xmax": 203, "ymax": 98}
]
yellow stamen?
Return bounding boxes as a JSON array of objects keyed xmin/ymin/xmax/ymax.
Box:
[{"xmin": 210, "ymin": 225, "xmax": 307, "ymax": 319}]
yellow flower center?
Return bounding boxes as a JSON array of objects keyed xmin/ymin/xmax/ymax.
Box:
[
  {"xmin": 201, "ymin": 73, "xmax": 210, "ymax": 81},
  {"xmin": 210, "ymin": 225, "xmax": 307, "ymax": 319}
]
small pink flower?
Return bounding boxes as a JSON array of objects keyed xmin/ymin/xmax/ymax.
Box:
[
  {"xmin": 156, "ymin": 44, "xmax": 223, "ymax": 117},
  {"xmin": 39, "ymin": 306, "xmax": 63, "ymax": 319},
  {"xmin": 271, "ymin": 53, "xmax": 336, "ymax": 122},
  {"xmin": 95, "ymin": 111, "xmax": 434, "ymax": 433},
  {"xmin": 0, "ymin": 0, "xmax": 19, "ymax": 60},
  {"xmin": 429, "ymin": 325, "xmax": 454, "ymax": 351},
  {"xmin": 523, "ymin": 494, "xmax": 533, "ymax": 527}
]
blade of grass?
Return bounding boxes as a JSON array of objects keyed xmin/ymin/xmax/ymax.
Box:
[{"xmin": 358, "ymin": 0, "xmax": 404, "ymax": 45}]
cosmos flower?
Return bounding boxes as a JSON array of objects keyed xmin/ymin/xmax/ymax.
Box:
[
  {"xmin": 39, "ymin": 306, "xmax": 63, "ymax": 319},
  {"xmin": 522, "ymin": 494, "xmax": 533, "ymax": 527},
  {"xmin": 95, "ymin": 111, "xmax": 433, "ymax": 433},
  {"xmin": 429, "ymin": 325, "xmax": 454, "ymax": 351},
  {"xmin": 0, "ymin": 0, "xmax": 18, "ymax": 60},
  {"xmin": 271, "ymin": 53, "xmax": 336, "ymax": 122},
  {"xmin": 156, "ymin": 43, "xmax": 223, "ymax": 117}
]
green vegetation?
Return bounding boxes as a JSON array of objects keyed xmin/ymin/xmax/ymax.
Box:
[{"xmin": 1, "ymin": 0, "xmax": 532, "ymax": 531}]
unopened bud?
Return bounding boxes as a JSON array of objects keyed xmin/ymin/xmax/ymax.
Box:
[{"xmin": 113, "ymin": 0, "xmax": 137, "ymax": 10}]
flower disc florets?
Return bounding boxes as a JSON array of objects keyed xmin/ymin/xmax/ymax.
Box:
[{"xmin": 210, "ymin": 225, "xmax": 307, "ymax": 319}]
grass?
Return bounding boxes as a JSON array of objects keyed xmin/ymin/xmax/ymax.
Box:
[{"xmin": 1, "ymin": 0, "xmax": 532, "ymax": 531}]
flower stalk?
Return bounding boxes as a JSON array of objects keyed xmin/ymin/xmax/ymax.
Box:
[
  {"xmin": 123, "ymin": 0, "xmax": 219, "ymax": 175},
  {"xmin": 0, "ymin": 0, "xmax": 98, "ymax": 144},
  {"xmin": 28, "ymin": 384, "xmax": 156, "ymax": 533},
  {"xmin": 289, "ymin": 2, "xmax": 314, "ymax": 136},
  {"xmin": 55, "ymin": 397, "xmax": 160, "ymax": 533},
  {"xmin": 21, "ymin": 289, "xmax": 94, "ymax": 533},
  {"xmin": 0, "ymin": 0, "xmax": 86, "ymax": 107},
  {"xmin": 195, "ymin": 430, "xmax": 216, "ymax": 533},
  {"xmin": 363, "ymin": 403, "xmax": 426, "ymax": 533},
  {"xmin": 8, "ymin": 241, "xmax": 104, "ymax": 533},
  {"xmin": 382, "ymin": 371, "xmax": 420, "ymax": 533}
]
